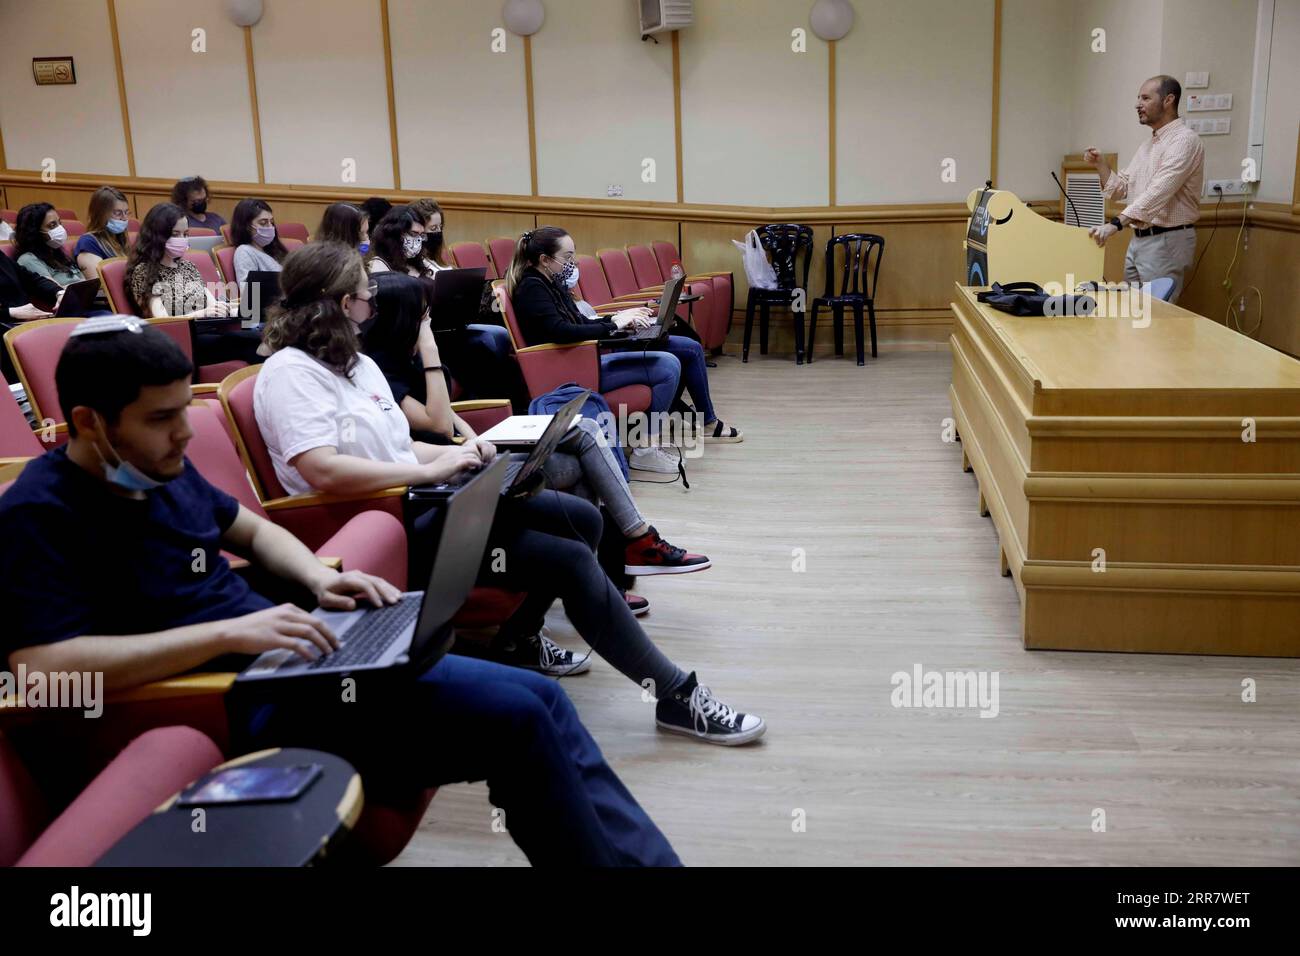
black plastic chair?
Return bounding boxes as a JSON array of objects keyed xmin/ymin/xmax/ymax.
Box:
[
  {"xmin": 809, "ymin": 233, "xmax": 884, "ymax": 366},
  {"xmin": 742, "ymin": 224, "xmax": 814, "ymax": 364}
]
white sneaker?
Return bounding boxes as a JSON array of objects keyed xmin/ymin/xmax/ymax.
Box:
[{"xmin": 628, "ymin": 446, "xmax": 680, "ymax": 483}]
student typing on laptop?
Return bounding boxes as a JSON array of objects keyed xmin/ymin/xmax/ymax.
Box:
[
  {"xmin": 0, "ymin": 316, "xmax": 681, "ymax": 865},
  {"xmin": 254, "ymin": 243, "xmax": 765, "ymax": 745}
]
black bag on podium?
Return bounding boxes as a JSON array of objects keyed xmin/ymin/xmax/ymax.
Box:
[{"xmin": 977, "ymin": 281, "xmax": 1096, "ymax": 318}]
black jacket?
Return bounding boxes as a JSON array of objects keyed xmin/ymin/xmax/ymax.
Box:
[
  {"xmin": 1, "ymin": 252, "xmax": 61, "ymax": 324},
  {"xmin": 512, "ymin": 267, "xmax": 616, "ymax": 346}
]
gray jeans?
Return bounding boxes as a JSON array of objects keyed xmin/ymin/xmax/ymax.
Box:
[
  {"xmin": 541, "ymin": 418, "xmax": 646, "ymax": 537},
  {"xmin": 1123, "ymin": 228, "xmax": 1197, "ymax": 303}
]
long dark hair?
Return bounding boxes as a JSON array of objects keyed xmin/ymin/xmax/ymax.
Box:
[
  {"xmin": 230, "ymin": 198, "xmax": 288, "ymax": 262},
  {"xmin": 15, "ymin": 203, "xmax": 75, "ymax": 272},
  {"xmin": 262, "ymin": 242, "xmax": 367, "ymax": 377},
  {"xmin": 125, "ymin": 202, "xmax": 186, "ymax": 312},
  {"xmin": 360, "ymin": 272, "xmax": 426, "ymax": 376},
  {"xmin": 369, "ymin": 206, "xmax": 426, "ymax": 276},
  {"xmin": 408, "ymin": 197, "xmax": 449, "ymax": 267},
  {"xmin": 85, "ymin": 186, "xmax": 130, "ymax": 258},
  {"xmin": 505, "ymin": 225, "xmax": 568, "ymax": 297},
  {"xmin": 316, "ymin": 202, "xmax": 367, "ymax": 248}
]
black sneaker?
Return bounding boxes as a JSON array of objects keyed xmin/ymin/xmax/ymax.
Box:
[
  {"xmin": 655, "ymin": 672, "xmax": 765, "ymax": 745},
  {"xmin": 495, "ymin": 628, "xmax": 592, "ymax": 677}
]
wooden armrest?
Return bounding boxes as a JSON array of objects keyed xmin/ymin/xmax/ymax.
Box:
[
  {"xmin": 192, "ymin": 383, "xmax": 220, "ymax": 395},
  {"xmin": 261, "ymin": 486, "xmax": 407, "ymax": 511},
  {"xmin": 450, "ymin": 399, "xmax": 512, "ymax": 412},
  {"xmin": 517, "ymin": 341, "xmax": 598, "ymax": 354},
  {"xmin": 106, "ymin": 672, "xmax": 237, "ymax": 704},
  {"xmin": 317, "ymin": 556, "xmax": 342, "ymax": 570}
]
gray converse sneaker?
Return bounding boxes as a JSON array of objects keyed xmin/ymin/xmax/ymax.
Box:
[
  {"xmin": 496, "ymin": 628, "xmax": 592, "ymax": 677},
  {"xmin": 655, "ymin": 672, "xmax": 766, "ymax": 745}
]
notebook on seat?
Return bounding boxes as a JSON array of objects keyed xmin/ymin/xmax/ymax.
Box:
[{"xmin": 235, "ymin": 453, "xmax": 509, "ymax": 682}]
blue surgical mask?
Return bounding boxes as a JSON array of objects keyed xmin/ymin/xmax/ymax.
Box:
[
  {"xmin": 358, "ymin": 241, "xmax": 371, "ymax": 255},
  {"xmin": 106, "ymin": 217, "xmax": 129, "ymax": 235},
  {"xmin": 93, "ymin": 419, "xmax": 167, "ymax": 492}
]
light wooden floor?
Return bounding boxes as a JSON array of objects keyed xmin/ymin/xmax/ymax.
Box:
[{"xmin": 393, "ymin": 347, "xmax": 1300, "ymax": 866}]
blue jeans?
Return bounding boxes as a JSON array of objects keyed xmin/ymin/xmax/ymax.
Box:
[
  {"xmin": 599, "ymin": 350, "xmax": 680, "ymax": 414},
  {"xmin": 242, "ymin": 654, "xmax": 680, "ymax": 866},
  {"xmin": 660, "ymin": 334, "xmax": 717, "ymax": 422}
]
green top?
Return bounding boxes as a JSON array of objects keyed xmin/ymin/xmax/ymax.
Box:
[{"xmin": 17, "ymin": 251, "xmax": 84, "ymax": 287}]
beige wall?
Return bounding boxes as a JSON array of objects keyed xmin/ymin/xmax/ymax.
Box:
[
  {"xmin": 679, "ymin": 0, "xmax": 829, "ymax": 206},
  {"xmin": 0, "ymin": 0, "xmax": 129, "ymax": 176},
  {"xmin": 389, "ymin": 0, "xmax": 530, "ymax": 196},
  {"xmin": 249, "ymin": 0, "xmax": 393, "ymax": 189},
  {"xmin": 1261, "ymin": 0, "xmax": 1300, "ymax": 204},
  {"xmin": 0, "ymin": 0, "xmax": 1295, "ymax": 212},
  {"xmin": 115, "ymin": 0, "xmax": 259, "ymax": 183},
  {"xmin": 998, "ymin": 0, "xmax": 1073, "ymax": 200}
]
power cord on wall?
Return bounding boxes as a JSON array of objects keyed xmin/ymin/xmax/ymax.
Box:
[{"xmin": 1219, "ymin": 182, "xmax": 1264, "ymax": 338}]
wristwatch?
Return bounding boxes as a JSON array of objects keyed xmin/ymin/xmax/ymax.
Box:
[
  {"xmin": 1109, "ymin": 216, "xmax": 1124, "ymax": 231},
  {"xmin": 423, "ymin": 365, "xmax": 443, "ymax": 373}
]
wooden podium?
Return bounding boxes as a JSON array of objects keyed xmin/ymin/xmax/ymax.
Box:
[
  {"xmin": 964, "ymin": 187, "xmax": 1104, "ymax": 287},
  {"xmin": 948, "ymin": 284, "xmax": 1300, "ymax": 657}
]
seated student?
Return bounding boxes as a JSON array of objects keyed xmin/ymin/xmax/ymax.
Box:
[
  {"xmin": 406, "ymin": 198, "xmax": 523, "ymax": 406},
  {"xmin": 0, "ymin": 252, "xmax": 58, "ymax": 379},
  {"xmin": 230, "ymin": 198, "xmax": 289, "ymax": 286},
  {"xmin": 0, "ymin": 316, "xmax": 680, "ymax": 866},
  {"xmin": 359, "ymin": 196, "xmax": 393, "ymax": 234},
  {"xmin": 511, "ymin": 226, "xmax": 744, "ymax": 452},
  {"xmin": 74, "ymin": 186, "xmax": 132, "ymax": 279},
  {"xmin": 170, "ymin": 175, "xmax": 226, "ymax": 233},
  {"xmin": 366, "ymin": 206, "xmax": 427, "ymax": 276},
  {"xmin": 14, "ymin": 203, "xmax": 85, "ymax": 288},
  {"xmin": 315, "ymin": 201, "xmax": 369, "ymax": 254},
  {"xmin": 126, "ymin": 202, "xmax": 264, "ymax": 367},
  {"xmin": 253, "ymin": 242, "xmax": 764, "ymax": 743},
  {"xmin": 363, "ymin": 272, "xmax": 710, "ymax": 586}
]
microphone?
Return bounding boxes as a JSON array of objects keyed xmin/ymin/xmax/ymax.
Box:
[{"xmin": 1051, "ymin": 171, "xmax": 1084, "ymax": 228}]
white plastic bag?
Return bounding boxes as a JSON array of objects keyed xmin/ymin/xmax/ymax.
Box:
[{"xmin": 732, "ymin": 230, "xmax": 777, "ymax": 290}]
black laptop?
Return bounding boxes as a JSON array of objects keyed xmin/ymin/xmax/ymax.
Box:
[
  {"xmin": 53, "ymin": 278, "xmax": 103, "ymax": 318},
  {"xmin": 599, "ymin": 274, "xmax": 685, "ymax": 345},
  {"xmin": 409, "ymin": 390, "xmax": 590, "ymax": 503},
  {"xmin": 236, "ymin": 453, "xmax": 510, "ymax": 683},
  {"xmin": 427, "ymin": 267, "xmax": 488, "ymax": 332}
]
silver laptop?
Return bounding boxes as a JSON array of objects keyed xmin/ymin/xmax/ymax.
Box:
[{"xmin": 236, "ymin": 454, "xmax": 509, "ymax": 682}]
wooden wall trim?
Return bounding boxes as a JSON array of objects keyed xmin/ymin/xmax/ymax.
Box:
[
  {"xmin": 828, "ymin": 39, "xmax": 837, "ymax": 206},
  {"xmin": 105, "ymin": 0, "xmax": 136, "ymax": 177},
  {"xmin": 1293, "ymin": 124, "xmax": 1300, "ymax": 215},
  {"xmin": 0, "ymin": 109, "xmax": 7, "ymax": 171},
  {"xmin": 379, "ymin": 0, "xmax": 401, "ymax": 189},
  {"xmin": 523, "ymin": 35, "xmax": 538, "ymax": 197},
  {"xmin": 990, "ymin": 0, "xmax": 1001, "ymax": 187},
  {"xmin": 672, "ymin": 30, "xmax": 684, "ymax": 204},
  {"xmin": 243, "ymin": 25, "xmax": 265, "ymax": 184}
]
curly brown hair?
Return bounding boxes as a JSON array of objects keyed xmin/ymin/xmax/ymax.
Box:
[{"xmin": 262, "ymin": 242, "xmax": 368, "ymax": 376}]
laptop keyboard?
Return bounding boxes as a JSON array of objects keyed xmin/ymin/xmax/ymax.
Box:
[{"xmin": 305, "ymin": 595, "xmax": 422, "ymax": 669}]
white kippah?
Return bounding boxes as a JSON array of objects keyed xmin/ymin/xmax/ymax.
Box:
[{"xmin": 69, "ymin": 315, "xmax": 146, "ymax": 337}]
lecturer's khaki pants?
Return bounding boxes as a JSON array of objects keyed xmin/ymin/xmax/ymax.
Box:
[{"xmin": 1123, "ymin": 228, "xmax": 1197, "ymax": 303}]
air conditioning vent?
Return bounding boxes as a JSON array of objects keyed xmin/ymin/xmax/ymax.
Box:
[
  {"xmin": 640, "ymin": 0, "xmax": 693, "ymax": 35},
  {"xmin": 1063, "ymin": 171, "xmax": 1105, "ymax": 228}
]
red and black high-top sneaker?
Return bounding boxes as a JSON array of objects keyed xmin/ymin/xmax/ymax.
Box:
[{"xmin": 624, "ymin": 526, "xmax": 711, "ymax": 576}]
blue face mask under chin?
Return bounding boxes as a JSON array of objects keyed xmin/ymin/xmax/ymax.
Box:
[
  {"xmin": 359, "ymin": 241, "xmax": 371, "ymax": 254},
  {"xmin": 94, "ymin": 427, "xmax": 167, "ymax": 492}
]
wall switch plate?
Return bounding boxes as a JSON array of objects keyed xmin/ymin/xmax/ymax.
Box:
[
  {"xmin": 1188, "ymin": 92, "xmax": 1233, "ymax": 112},
  {"xmin": 1184, "ymin": 71, "xmax": 1210, "ymax": 88},
  {"xmin": 1207, "ymin": 179, "xmax": 1249, "ymax": 195},
  {"xmin": 606, "ymin": 184, "xmax": 624, "ymax": 197}
]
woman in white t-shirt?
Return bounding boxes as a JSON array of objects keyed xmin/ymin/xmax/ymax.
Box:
[{"xmin": 254, "ymin": 242, "xmax": 765, "ymax": 746}]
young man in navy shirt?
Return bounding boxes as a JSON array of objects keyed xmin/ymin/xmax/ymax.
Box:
[{"xmin": 0, "ymin": 316, "xmax": 678, "ymax": 867}]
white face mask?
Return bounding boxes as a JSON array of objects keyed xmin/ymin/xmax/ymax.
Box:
[
  {"xmin": 563, "ymin": 264, "xmax": 580, "ymax": 289},
  {"xmin": 402, "ymin": 234, "xmax": 425, "ymax": 258},
  {"xmin": 46, "ymin": 224, "xmax": 68, "ymax": 247}
]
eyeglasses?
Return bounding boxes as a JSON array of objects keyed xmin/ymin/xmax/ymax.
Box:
[{"xmin": 357, "ymin": 281, "xmax": 379, "ymax": 300}]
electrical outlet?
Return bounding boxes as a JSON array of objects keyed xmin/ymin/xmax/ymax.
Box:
[
  {"xmin": 606, "ymin": 184, "xmax": 624, "ymax": 197},
  {"xmin": 1207, "ymin": 179, "xmax": 1249, "ymax": 196},
  {"xmin": 1184, "ymin": 71, "xmax": 1210, "ymax": 88}
]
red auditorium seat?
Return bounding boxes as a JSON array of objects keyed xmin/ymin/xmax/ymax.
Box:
[{"xmin": 451, "ymin": 241, "xmax": 496, "ymax": 278}]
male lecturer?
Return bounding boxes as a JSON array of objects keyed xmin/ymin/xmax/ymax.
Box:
[{"xmin": 1084, "ymin": 75, "xmax": 1204, "ymax": 303}]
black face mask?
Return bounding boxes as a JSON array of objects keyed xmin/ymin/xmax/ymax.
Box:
[
  {"xmin": 190, "ymin": 199, "xmax": 208, "ymax": 215},
  {"xmin": 424, "ymin": 232, "xmax": 443, "ymax": 256}
]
